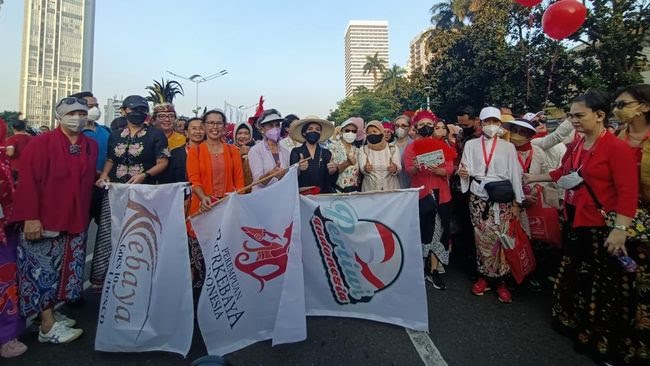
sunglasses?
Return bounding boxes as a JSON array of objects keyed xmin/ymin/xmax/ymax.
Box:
[
  {"xmin": 57, "ymin": 97, "xmax": 88, "ymax": 108},
  {"xmin": 612, "ymin": 100, "xmax": 639, "ymax": 110},
  {"xmin": 342, "ymin": 129, "xmax": 357, "ymax": 133}
]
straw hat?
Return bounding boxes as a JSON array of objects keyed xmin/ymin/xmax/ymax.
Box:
[{"xmin": 289, "ymin": 115, "xmax": 334, "ymax": 143}]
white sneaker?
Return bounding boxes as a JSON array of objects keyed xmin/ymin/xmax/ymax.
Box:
[
  {"xmin": 54, "ymin": 311, "xmax": 76, "ymax": 327},
  {"xmin": 38, "ymin": 322, "xmax": 83, "ymax": 344}
]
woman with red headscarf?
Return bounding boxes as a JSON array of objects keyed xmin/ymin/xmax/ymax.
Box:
[{"xmin": 0, "ymin": 120, "xmax": 27, "ymax": 358}]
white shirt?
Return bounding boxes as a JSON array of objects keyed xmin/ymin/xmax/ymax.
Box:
[
  {"xmin": 460, "ymin": 136, "xmax": 525, "ymax": 203},
  {"xmin": 359, "ymin": 145, "xmax": 402, "ymax": 192}
]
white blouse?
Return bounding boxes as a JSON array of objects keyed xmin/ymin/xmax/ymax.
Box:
[
  {"xmin": 459, "ymin": 136, "xmax": 525, "ymax": 203},
  {"xmin": 358, "ymin": 145, "xmax": 402, "ymax": 192}
]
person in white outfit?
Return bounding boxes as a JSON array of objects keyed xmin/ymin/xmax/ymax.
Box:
[{"xmin": 359, "ymin": 120, "xmax": 401, "ymax": 192}]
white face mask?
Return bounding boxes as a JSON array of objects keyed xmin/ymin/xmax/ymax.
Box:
[
  {"xmin": 483, "ymin": 124, "xmax": 503, "ymax": 138},
  {"xmin": 60, "ymin": 115, "xmax": 86, "ymax": 132},
  {"xmin": 396, "ymin": 127, "xmax": 409, "ymax": 139},
  {"xmin": 342, "ymin": 132, "xmax": 357, "ymax": 144},
  {"xmin": 87, "ymin": 106, "xmax": 101, "ymax": 122},
  {"xmin": 557, "ymin": 171, "xmax": 584, "ymax": 190}
]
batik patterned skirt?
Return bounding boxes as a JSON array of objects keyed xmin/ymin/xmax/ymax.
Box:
[
  {"xmin": 552, "ymin": 225, "xmax": 645, "ymax": 364},
  {"xmin": 627, "ymin": 235, "xmax": 650, "ymax": 364},
  {"xmin": 0, "ymin": 225, "xmax": 24, "ymax": 344},
  {"xmin": 469, "ymin": 194, "xmax": 512, "ymax": 278},
  {"xmin": 17, "ymin": 232, "xmax": 86, "ymax": 318},
  {"xmin": 188, "ymin": 236, "xmax": 205, "ymax": 289}
]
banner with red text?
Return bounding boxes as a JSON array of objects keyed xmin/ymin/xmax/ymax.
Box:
[
  {"xmin": 95, "ymin": 183, "xmax": 194, "ymax": 356},
  {"xmin": 191, "ymin": 167, "xmax": 306, "ymax": 356},
  {"xmin": 300, "ymin": 190, "xmax": 428, "ymax": 331}
]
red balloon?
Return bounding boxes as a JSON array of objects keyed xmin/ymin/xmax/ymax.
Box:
[
  {"xmin": 515, "ymin": 0, "xmax": 542, "ymax": 6},
  {"xmin": 542, "ymin": 0, "xmax": 588, "ymax": 40}
]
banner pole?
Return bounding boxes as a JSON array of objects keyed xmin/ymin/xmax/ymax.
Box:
[{"xmin": 187, "ymin": 157, "xmax": 311, "ymax": 220}]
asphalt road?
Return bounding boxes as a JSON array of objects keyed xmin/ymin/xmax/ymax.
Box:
[{"xmin": 4, "ymin": 265, "xmax": 595, "ymax": 366}]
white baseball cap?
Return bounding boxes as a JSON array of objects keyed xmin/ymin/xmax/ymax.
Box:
[{"xmin": 479, "ymin": 107, "xmax": 501, "ymax": 122}]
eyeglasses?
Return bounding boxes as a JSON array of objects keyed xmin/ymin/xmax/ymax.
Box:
[
  {"xmin": 206, "ymin": 121, "xmax": 225, "ymax": 127},
  {"xmin": 395, "ymin": 124, "xmax": 409, "ymax": 128},
  {"xmin": 612, "ymin": 100, "xmax": 639, "ymax": 110},
  {"xmin": 56, "ymin": 97, "xmax": 88, "ymax": 108},
  {"xmin": 342, "ymin": 129, "xmax": 357, "ymax": 133},
  {"xmin": 156, "ymin": 114, "xmax": 176, "ymax": 120}
]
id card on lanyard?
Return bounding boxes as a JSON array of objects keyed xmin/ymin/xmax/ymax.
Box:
[{"xmin": 481, "ymin": 136, "xmax": 497, "ymax": 176}]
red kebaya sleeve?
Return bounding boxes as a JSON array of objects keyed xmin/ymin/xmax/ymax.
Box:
[
  {"xmin": 10, "ymin": 136, "xmax": 45, "ymax": 222},
  {"xmin": 608, "ymin": 139, "xmax": 638, "ymax": 218}
]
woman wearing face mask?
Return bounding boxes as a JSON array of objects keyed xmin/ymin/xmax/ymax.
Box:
[
  {"xmin": 525, "ymin": 90, "xmax": 639, "ymax": 364},
  {"xmin": 289, "ymin": 116, "xmax": 338, "ymax": 193},
  {"xmin": 11, "ymin": 97, "xmax": 98, "ymax": 344},
  {"xmin": 394, "ymin": 115, "xmax": 413, "ymax": 188},
  {"xmin": 248, "ymin": 110, "xmax": 289, "ymax": 191},
  {"xmin": 359, "ymin": 121, "xmax": 401, "ymax": 192},
  {"xmin": 233, "ymin": 120, "xmax": 256, "ymax": 188},
  {"xmin": 91, "ymin": 95, "xmax": 169, "ymax": 290},
  {"xmin": 329, "ymin": 118, "xmax": 361, "ymax": 192},
  {"xmin": 612, "ymin": 84, "xmax": 650, "ymax": 365},
  {"xmin": 403, "ymin": 111, "xmax": 456, "ymax": 290},
  {"xmin": 382, "ymin": 122, "xmax": 396, "ymax": 144},
  {"xmin": 457, "ymin": 107, "xmax": 525, "ymax": 304}
]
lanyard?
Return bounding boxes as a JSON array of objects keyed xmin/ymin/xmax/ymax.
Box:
[
  {"xmin": 481, "ymin": 136, "xmax": 498, "ymax": 175},
  {"xmin": 517, "ymin": 150, "xmax": 533, "ymax": 172}
]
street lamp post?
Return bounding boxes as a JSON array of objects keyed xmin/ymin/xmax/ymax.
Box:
[
  {"xmin": 166, "ymin": 69, "xmax": 228, "ymax": 116},
  {"xmin": 424, "ymin": 85, "xmax": 433, "ymax": 111}
]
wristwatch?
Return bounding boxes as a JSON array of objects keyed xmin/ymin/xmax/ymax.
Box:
[{"xmin": 613, "ymin": 223, "xmax": 628, "ymax": 232}]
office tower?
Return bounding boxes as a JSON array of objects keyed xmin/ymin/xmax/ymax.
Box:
[
  {"xmin": 344, "ymin": 20, "xmax": 389, "ymax": 97},
  {"xmin": 19, "ymin": 0, "xmax": 95, "ymax": 128}
]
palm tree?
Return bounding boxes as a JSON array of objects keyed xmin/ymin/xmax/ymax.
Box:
[
  {"xmin": 145, "ymin": 78, "xmax": 184, "ymax": 104},
  {"xmin": 429, "ymin": 0, "xmax": 487, "ymax": 29},
  {"xmin": 363, "ymin": 52, "xmax": 388, "ymax": 86},
  {"xmin": 381, "ymin": 64, "xmax": 406, "ymax": 87}
]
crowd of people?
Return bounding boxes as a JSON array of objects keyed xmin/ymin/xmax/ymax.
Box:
[{"xmin": 0, "ymin": 84, "xmax": 648, "ymax": 366}]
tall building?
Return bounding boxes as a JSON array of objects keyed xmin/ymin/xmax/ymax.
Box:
[
  {"xmin": 103, "ymin": 96, "xmax": 123, "ymax": 125},
  {"xmin": 19, "ymin": 0, "xmax": 96, "ymax": 128},
  {"xmin": 344, "ymin": 20, "xmax": 389, "ymax": 97},
  {"xmin": 407, "ymin": 28, "xmax": 433, "ymax": 75}
]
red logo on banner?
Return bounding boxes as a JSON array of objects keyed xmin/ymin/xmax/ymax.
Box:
[{"xmin": 235, "ymin": 224, "xmax": 293, "ymax": 291}]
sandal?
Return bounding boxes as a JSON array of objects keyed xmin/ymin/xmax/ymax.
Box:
[{"xmin": 1, "ymin": 339, "xmax": 27, "ymax": 358}]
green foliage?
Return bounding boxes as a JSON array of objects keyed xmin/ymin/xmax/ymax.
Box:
[
  {"xmin": 329, "ymin": 0, "xmax": 649, "ymax": 122},
  {"xmin": 362, "ymin": 52, "xmax": 388, "ymax": 86},
  {"xmin": 0, "ymin": 111, "xmax": 24, "ymax": 136},
  {"xmin": 145, "ymin": 79, "xmax": 184, "ymax": 104}
]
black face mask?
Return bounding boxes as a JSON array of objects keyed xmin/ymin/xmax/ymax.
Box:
[
  {"xmin": 305, "ymin": 131, "xmax": 321, "ymax": 144},
  {"xmin": 461, "ymin": 126, "xmax": 475, "ymax": 139},
  {"xmin": 367, "ymin": 133, "xmax": 384, "ymax": 145},
  {"xmin": 387, "ymin": 133, "xmax": 395, "ymax": 143},
  {"xmin": 418, "ymin": 126, "xmax": 434, "ymax": 137},
  {"xmin": 126, "ymin": 111, "xmax": 148, "ymax": 125}
]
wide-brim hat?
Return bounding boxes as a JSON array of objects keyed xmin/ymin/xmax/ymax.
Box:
[
  {"xmin": 289, "ymin": 115, "xmax": 334, "ymax": 143},
  {"xmin": 503, "ymin": 118, "xmax": 537, "ymax": 134}
]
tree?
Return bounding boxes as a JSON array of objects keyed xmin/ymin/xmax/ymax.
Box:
[
  {"xmin": 381, "ymin": 64, "xmax": 407, "ymax": 88},
  {"xmin": 429, "ymin": 0, "xmax": 489, "ymax": 29},
  {"xmin": 145, "ymin": 79, "xmax": 184, "ymax": 104},
  {"xmin": 362, "ymin": 52, "xmax": 387, "ymax": 86}
]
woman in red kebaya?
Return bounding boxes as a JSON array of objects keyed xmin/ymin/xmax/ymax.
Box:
[
  {"xmin": 403, "ymin": 110, "xmax": 456, "ymax": 290},
  {"xmin": 525, "ymin": 89, "xmax": 638, "ymax": 364}
]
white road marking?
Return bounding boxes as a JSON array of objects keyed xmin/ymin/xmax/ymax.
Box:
[{"xmin": 405, "ymin": 328, "xmax": 448, "ymax": 366}]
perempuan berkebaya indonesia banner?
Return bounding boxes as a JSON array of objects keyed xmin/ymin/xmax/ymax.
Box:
[{"xmin": 95, "ymin": 168, "xmax": 428, "ymax": 357}]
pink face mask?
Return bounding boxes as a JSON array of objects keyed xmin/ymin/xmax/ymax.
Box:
[{"xmin": 265, "ymin": 127, "xmax": 281, "ymax": 142}]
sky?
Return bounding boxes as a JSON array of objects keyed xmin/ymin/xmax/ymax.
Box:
[{"xmin": 0, "ymin": 0, "xmax": 433, "ymax": 121}]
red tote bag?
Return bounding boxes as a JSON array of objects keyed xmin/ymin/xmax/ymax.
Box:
[
  {"xmin": 504, "ymin": 219, "xmax": 537, "ymax": 284},
  {"xmin": 526, "ymin": 186, "xmax": 562, "ymax": 247}
]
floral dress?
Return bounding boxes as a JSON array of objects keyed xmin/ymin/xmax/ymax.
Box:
[
  {"xmin": 107, "ymin": 126, "xmax": 170, "ymax": 184},
  {"xmin": 329, "ymin": 140, "xmax": 360, "ymax": 191}
]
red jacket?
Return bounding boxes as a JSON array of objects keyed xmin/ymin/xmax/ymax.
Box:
[
  {"xmin": 403, "ymin": 142, "xmax": 454, "ymax": 202},
  {"xmin": 10, "ymin": 128, "xmax": 98, "ymax": 234},
  {"xmin": 549, "ymin": 131, "xmax": 638, "ymax": 228}
]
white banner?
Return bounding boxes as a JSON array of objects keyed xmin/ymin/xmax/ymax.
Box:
[
  {"xmin": 191, "ymin": 167, "xmax": 306, "ymax": 356},
  {"xmin": 95, "ymin": 183, "xmax": 194, "ymax": 356},
  {"xmin": 300, "ymin": 190, "xmax": 429, "ymax": 331}
]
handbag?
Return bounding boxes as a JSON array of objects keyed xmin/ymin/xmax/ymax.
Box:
[
  {"xmin": 502, "ymin": 219, "xmax": 537, "ymax": 284},
  {"xmin": 583, "ymin": 180, "xmax": 650, "ymax": 241},
  {"xmin": 526, "ymin": 185, "xmax": 562, "ymax": 247}
]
